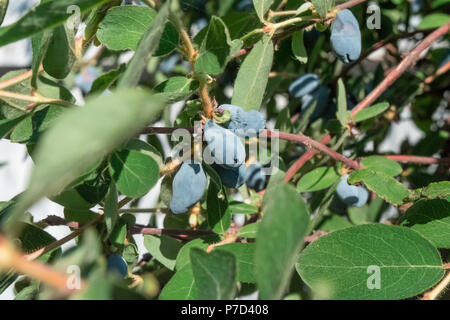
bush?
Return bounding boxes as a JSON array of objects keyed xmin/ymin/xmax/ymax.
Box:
[{"xmin": 0, "ymin": 0, "xmax": 449, "ymax": 301}]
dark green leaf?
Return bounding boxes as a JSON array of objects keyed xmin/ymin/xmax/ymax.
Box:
[
  {"xmin": 297, "ymin": 166, "xmax": 340, "ymax": 192},
  {"xmin": 144, "ymin": 234, "xmax": 183, "ymax": 270},
  {"xmin": 361, "ymin": 156, "xmax": 403, "ymax": 176},
  {"xmin": 255, "ymin": 183, "xmax": 310, "ymax": 299},
  {"xmin": 231, "ymin": 35, "xmax": 274, "ymax": 111},
  {"xmin": 296, "ymin": 224, "xmax": 444, "ymax": 299},
  {"xmin": 207, "ymin": 182, "xmax": 231, "ymax": 235},
  {"xmin": 353, "ymin": 102, "xmax": 390, "ymax": 122},
  {"xmin": 190, "ymin": 248, "xmax": 237, "ymax": 299}
]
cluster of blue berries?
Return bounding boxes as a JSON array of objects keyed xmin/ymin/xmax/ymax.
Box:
[{"xmin": 169, "ymin": 105, "xmax": 267, "ymax": 214}]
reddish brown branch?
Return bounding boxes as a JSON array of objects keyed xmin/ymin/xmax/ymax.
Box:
[
  {"xmin": 335, "ymin": 0, "xmax": 367, "ymax": 10},
  {"xmin": 130, "ymin": 225, "xmax": 214, "ymax": 239},
  {"xmin": 284, "ymin": 135, "xmax": 333, "ymax": 182},
  {"xmin": 350, "ymin": 23, "xmax": 450, "ymax": 119},
  {"xmin": 385, "ymin": 155, "xmax": 450, "ymax": 166},
  {"xmin": 262, "ymin": 130, "xmax": 363, "ymax": 170},
  {"xmin": 141, "ymin": 126, "xmax": 194, "ymax": 134},
  {"xmin": 424, "ymin": 60, "xmax": 450, "ymax": 84}
]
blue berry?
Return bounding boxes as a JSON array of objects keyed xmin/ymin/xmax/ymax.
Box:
[
  {"xmin": 107, "ymin": 254, "xmax": 128, "ymax": 277},
  {"xmin": 288, "ymin": 74, "xmax": 320, "ymax": 98},
  {"xmin": 219, "ymin": 104, "xmax": 265, "ymax": 136},
  {"xmin": 170, "ymin": 161, "xmax": 207, "ymax": 214},
  {"xmin": 336, "ymin": 174, "xmax": 369, "ymax": 207},
  {"xmin": 410, "ymin": 0, "xmax": 423, "ymax": 12},
  {"xmin": 212, "ymin": 163, "xmax": 247, "ymax": 189},
  {"xmin": 330, "ymin": 9, "xmax": 361, "ymax": 64},
  {"xmin": 204, "ymin": 120, "xmax": 246, "ymax": 168},
  {"xmin": 244, "ymin": 162, "xmax": 266, "ymax": 192},
  {"xmin": 301, "ymin": 85, "xmax": 330, "ymax": 121}
]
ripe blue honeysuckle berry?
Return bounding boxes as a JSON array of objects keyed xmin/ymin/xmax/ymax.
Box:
[
  {"xmin": 107, "ymin": 254, "xmax": 128, "ymax": 277},
  {"xmin": 330, "ymin": 9, "xmax": 361, "ymax": 64},
  {"xmin": 204, "ymin": 119, "xmax": 246, "ymax": 168},
  {"xmin": 170, "ymin": 161, "xmax": 207, "ymax": 214},
  {"xmin": 301, "ymin": 85, "xmax": 330, "ymax": 121},
  {"xmin": 288, "ymin": 74, "xmax": 320, "ymax": 98},
  {"xmin": 336, "ymin": 174, "xmax": 369, "ymax": 207},
  {"xmin": 212, "ymin": 163, "xmax": 247, "ymax": 189},
  {"xmin": 244, "ymin": 162, "xmax": 266, "ymax": 192}
]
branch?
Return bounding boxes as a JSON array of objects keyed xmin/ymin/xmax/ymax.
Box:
[
  {"xmin": 130, "ymin": 225, "xmax": 214, "ymax": 239},
  {"xmin": 333, "ymin": 29, "xmax": 432, "ymax": 83},
  {"xmin": 284, "ymin": 135, "xmax": 333, "ymax": 182},
  {"xmin": 350, "ymin": 23, "xmax": 450, "ymax": 119},
  {"xmin": 424, "ymin": 60, "xmax": 450, "ymax": 84},
  {"xmin": 0, "ymin": 66, "xmax": 43, "ymax": 90},
  {"xmin": 262, "ymin": 130, "xmax": 363, "ymax": 170},
  {"xmin": 385, "ymin": 155, "xmax": 450, "ymax": 166},
  {"xmin": 335, "ymin": 0, "xmax": 367, "ymax": 11},
  {"xmin": 141, "ymin": 126, "xmax": 193, "ymax": 134},
  {"xmin": 422, "ymin": 270, "xmax": 450, "ymax": 300},
  {"xmin": 0, "ymin": 235, "xmax": 85, "ymax": 294},
  {"xmin": 24, "ymin": 215, "xmax": 103, "ymax": 261}
]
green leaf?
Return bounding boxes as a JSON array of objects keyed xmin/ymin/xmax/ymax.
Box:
[
  {"xmin": 318, "ymin": 215, "xmax": 353, "ymax": 231},
  {"xmin": 291, "ymin": 30, "xmax": 308, "ymax": 64},
  {"xmin": 9, "ymin": 89, "xmax": 165, "ymax": 222},
  {"xmin": 108, "ymin": 217, "xmax": 127, "ymax": 247},
  {"xmin": 144, "ymin": 234, "xmax": 183, "ymax": 271},
  {"xmin": 353, "ymin": 102, "xmax": 390, "ymax": 122},
  {"xmin": 361, "ymin": 156, "xmax": 403, "ymax": 176},
  {"xmin": 297, "ymin": 166, "xmax": 340, "ymax": 192},
  {"xmin": 159, "ymin": 264, "xmax": 198, "ymax": 300},
  {"xmin": 296, "ymin": 224, "xmax": 444, "ymax": 299},
  {"xmin": 255, "ymin": 183, "xmax": 310, "ymax": 299},
  {"xmin": 104, "ymin": 183, "xmax": 118, "ymax": 236},
  {"xmin": 207, "ymin": 182, "xmax": 231, "ymax": 235},
  {"xmin": 194, "ymin": 16, "xmax": 233, "ymax": 75},
  {"xmin": 348, "ymin": 169, "xmax": 410, "ymax": 205},
  {"xmin": 402, "ymin": 199, "xmax": 450, "ymax": 248},
  {"xmin": 227, "ymin": 201, "xmax": 258, "ymax": 214},
  {"xmin": 117, "ymin": 3, "xmax": 171, "ymax": 88},
  {"xmin": 109, "ymin": 150, "xmax": 159, "ymax": 198},
  {"xmin": 0, "ymin": 115, "xmax": 27, "ymax": 139},
  {"xmin": 175, "ymin": 236, "xmax": 220, "ymax": 271},
  {"xmin": 421, "ymin": 181, "xmax": 450, "ymax": 199},
  {"xmin": 218, "ymin": 243, "xmax": 256, "ymax": 283},
  {"xmin": 154, "ymin": 77, "xmax": 200, "ymax": 103},
  {"xmin": 253, "ymin": 0, "xmax": 274, "ymax": 22},
  {"xmin": 336, "ymin": 79, "xmax": 350, "ymax": 126},
  {"xmin": 0, "ymin": 0, "xmax": 109, "ymax": 46},
  {"xmin": 231, "ymin": 35, "xmax": 274, "ymax": 111},
  {"xmin": 418, "ymin": 13, "xmax": 450, "ymax": 29},
  {"xmin": 42, "ymin": 25, "xmax": 76, "ymax": 79},
  {"xmin": 0, "ymin": 71, "xmax": 74, "ymax": 119},
  {"xmin": 237, "ymin": 222, "xmax": 259, "ymax": 238},
  {"xmin": 0, "ymin": 0, "xmax": 7, "ymax": 26},
  {"xmin": 64, "ymin": 208, "xmax": 99, "ymax": 225},
  {"xmin": 312, "ymin": 0, "xmax": 335, "ymax": 18},
  {"xmin": 90, "ymin": 65, "xmax": 125, "ymax": 95},
  {"xmin": 190, "ymin": 248, "xmax": 237, "ymax": 300},
  {"xmin": 97, "ymin": 5, "xmax": 178, "ymax": 56},
  {"xmin": 31, "ymin": 31, "xmax": 52, "ymax": 88}
]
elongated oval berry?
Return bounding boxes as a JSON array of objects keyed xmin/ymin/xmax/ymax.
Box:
[
  {"xmin": 219, "ymin": 104, "xmax": 247, "ymax": 131},
  {"xmin": 107, "ymin": 254, "xmax": 128, "ymax": 277},
  {"xmin": 170, "ymin": 161, "xmax": 207, "ymax": 214},
  {"xmin": 336, "ymin": 174, "xmax": 369, "ymax": 207},
  {"xmin": 242, "ymin": 110, "xmax": 266, "ymax": 135},
  {"xmin": 288, "ymin": 74, "xmax": 320, "ymax": 98},
  {"xmin": 244, "ymin": 162, "xmax": 266, "ymax": 192},
  {"xmin": 301, "ymin": 85, "xmax": 330, "ymax": 121},
  {"xmin": 330, "ymin": 9, "xmax": 361, "ymax": 64},
  {"xmin": 204, "ymin": 120, "xmax": 246, "ymax": 168},
  {"xmin": 212, "ymin": 163, "xmax": 247, "ymax": 189}
]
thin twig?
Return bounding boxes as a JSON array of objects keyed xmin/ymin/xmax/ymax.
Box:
[
  {"xmin": 385, "ymin": 155, "xmax": 450, "ymax": 166},
  {"xmin": 0, "ymin": 66, "xmax": 43, "ymax": 90},
  {"xmin": 422, "ymin": 271, "xmax": 450, "ymax": 300},
  {"xmin": 350, "ymin": 23, "xmax": 450, "ymax": 119},
  {"xmin": 284, "ymin": 135, "xmax": 333, "ymax": 182},
  {"xmin": 262, "ymin": 130, "xmax": 363, "ymax": 170}
]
